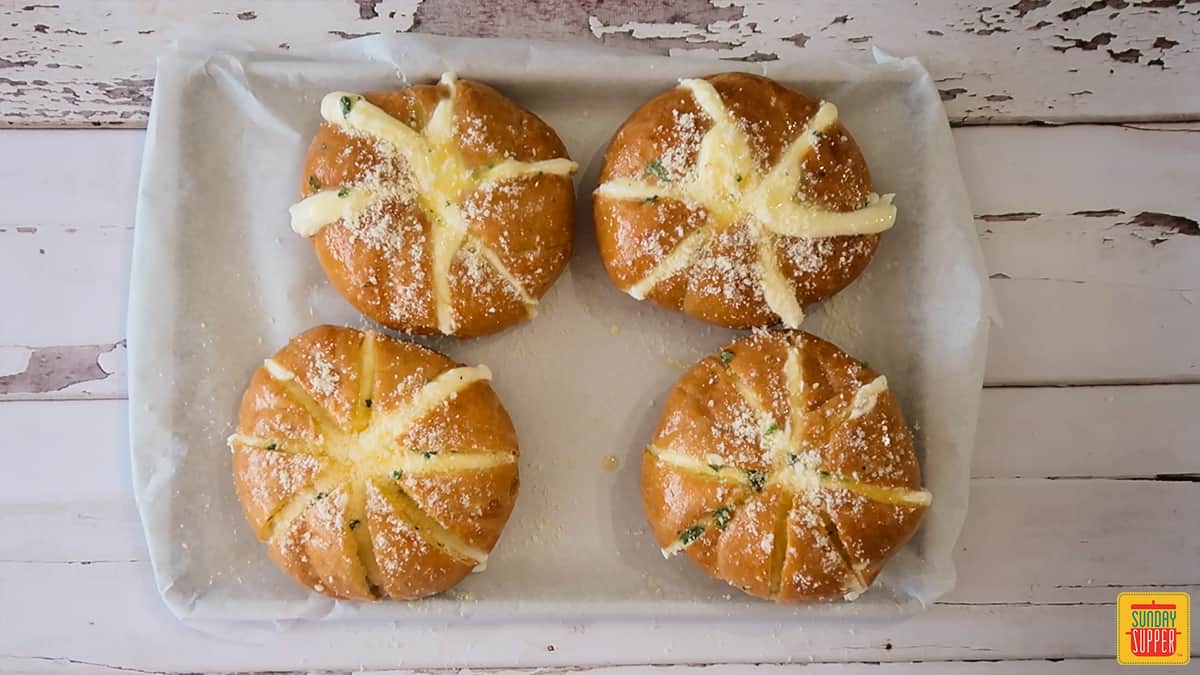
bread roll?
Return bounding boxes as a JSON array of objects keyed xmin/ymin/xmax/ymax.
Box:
[
  {"xmin": 641, "ymin": 330, "xmax": 930, "ymax": 603},
  {"xmin": 290, "ymin": 74, "xmax": 577, "ymax": 338},
  {"xmin": 594, "ymin": 72, "xmax": 895, "ymax": 329},
  {"xmin": 230, "ymin": 325, "xmax": 519, "ymax": 600}
]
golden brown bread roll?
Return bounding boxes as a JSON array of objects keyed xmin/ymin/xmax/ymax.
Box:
[
  {"xmin": 641, "ymin": 330, "xmax": 930, "ymax": 603},
  {"xmin": 594, "ymin": 72, "xmax": 896, "ymax": 329},
  {"xmin": 229, "ymin": 325, "xmax": 519, "ymax": 600},
  {"xmin": 290, "ymin": 74, "xmax": 578, "ymax": 337}
]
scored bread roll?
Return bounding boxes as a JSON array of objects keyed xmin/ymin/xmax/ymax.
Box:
[
  {"xmin": 594, "ymin": 72, "xmax": 895, "ymax": 329},
  {"xmin": 641, "ymin": 330, "xmax": 930, "ymax": 603},
  {"xmin": 290, "ymin": 73, "xmax": 578, "ymax": 338},
  {"xmin": 229, "ymin": 325, "xmax": 519, "ymax": 600}
]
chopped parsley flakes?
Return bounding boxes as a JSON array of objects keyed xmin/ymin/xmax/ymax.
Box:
[
  {"xmin": 337, "ymin": 186, "xmax": 350, "ymax": 198},
  {"xmin": 339, "ymin": 95, "xmax": 355, "ymax": 116},
  {"xmin": 746, "ymin": 469, "xmax": 767, "ymax": 492},
  {"xmin": 645, "ymin": 158, "xmax": 671, "ymax": 182},
  {"xmin": 712, "ymin": 506, "xmax": 733, "ymax": 530},
  {"xmin": 765, "ymin": 421, "xmax": 781, "ymax": 435},
  {"xmin": 718, "ymin": 349, "xmax": 735, "ymax": 365},
  {"xmin": 679, "ymin": 524, "xmax": 706, "ymax": 545},
  {"xmin": 349, "ymin": 519, "xmax": 360, "ymax": 530},
  {"xmin": 308, "ymin": 175, "xmax": 321, "ymax": 191}
]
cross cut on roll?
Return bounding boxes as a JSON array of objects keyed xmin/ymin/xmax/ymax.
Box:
[
  {"xmin": 290, "ymin": 73, "xmax": 578, "ymax": 337},
  {"xmin": 641, "ymin": 330, "xmax": 930, "ymax": 602},
  {"xmin": 230, "ymin": 325, "xmax": 520, "ymax": 600},
  {"xmin": 595, "ymin": 72, "xmax": 894, "ymax": 329}
]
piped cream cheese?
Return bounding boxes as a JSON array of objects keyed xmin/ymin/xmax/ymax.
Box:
[
  {"xmin": 847, "ymin": 375, "xmax": 888, "ymax": 421},
  {"xmin": 756, "ymin": 225, "xmax": 805, "ymax": 328},
  {"xmin": 263, "ymin": 358, "xmax": 295, "ymax": 382},
  {"xmin": 626, "ymin": 225, "xmax": 713, "ymax": 300},
  {"xmin": 364, "ymin": 365, "xmax": 492, "ymax": 447},
  {"xmin": 477, "ymin": 158, "xmax": 578, "ymax": 189},
  {"xmin": 289, "ymin": 187, "xmax": 378, "ymax": 237}
]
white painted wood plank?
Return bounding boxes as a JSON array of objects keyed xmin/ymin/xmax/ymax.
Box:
[
  {"xmin": 987, "ymin": 278, "xmax": 1198, "ymax": 385},
  {"xmin": 0, "ymin": 130, "xmax": 142, "ymax": 227},
  {"xmin": 1, "ymin": 0, "xmax": 1198, "ymax": 127},
  {"xmin": 963, "ymin": 125, "xmax": 1199, "ymax": 218},
  {"xmin": 0, "ymin": 132, "xmax": 138, "ymax": 390},
  {"xmin": 1, "ymin": 120, "xmax": 1198, "ymax": 397},
  {"xmin": 0, "ymin": 130, "xmax": 137, "ymax": 399},
  {"xmin": 0, "ymin": 558, "xmax": 1146, "ymax": 670},
  {"xmin": 949, "ymin": 479, "xmax": 1199, "ymax": 605},
  {"xmin": 960, "ymin": 122, "xmax": 1200, "ymax": 384},
  {"xmin": 0, "ymin": 225, "xmax": 128, "ymax": 345},
  {"xmin": 0, "ymin": 505, "xmax": 142, "ymax": 567},
  {"xmin": 0, "ymin": 400, "xmax": 142, "ymax": 562},
  {"xmin": 0, "ymin": 220, "xmax": 128, "ymax": 399},
  {"xmin": 0, "ymin": 657, "xmax": 1161, "ymax": 675},
  {"xmin": 974, "ymin": 385, "xmax": 1200, "ymax": 479}
]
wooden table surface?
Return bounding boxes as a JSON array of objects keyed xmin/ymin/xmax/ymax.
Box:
[{"xmin": 1, "ymin": 1, "xmax": 1197, "ymax": 673}]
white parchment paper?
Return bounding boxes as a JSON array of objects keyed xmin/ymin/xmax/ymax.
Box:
[{"xmin": 128, "ymin": 34, "xmax": 989, "ymax": 628}]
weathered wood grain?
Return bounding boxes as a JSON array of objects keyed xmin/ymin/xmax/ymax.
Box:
[{"xmin": 1, "ymin": 0, "xmax": 1198, "ymax": 127}]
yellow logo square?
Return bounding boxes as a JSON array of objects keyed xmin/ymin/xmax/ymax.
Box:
[{"xmin": 1118, "ymin": 592, "xmax": 1190, "ymax": 665}]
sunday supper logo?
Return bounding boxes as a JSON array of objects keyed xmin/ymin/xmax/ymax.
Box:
[{"xmin": 1117, "ymin": 592, "xmax": 1190, "ymax": 666}]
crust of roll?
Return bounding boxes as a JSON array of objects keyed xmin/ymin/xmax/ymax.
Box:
[
  {"xmin": 595, "ymin": 72, "xmax": 881, "ymax": 328},
  {"xmin": 641, "ymin": 329, "xmax": 929, "ymax": 603},
  {"xmin": 365, "ymin": 479, "xmax": 477, "ymax": 600},
  {"xmin": 300, "ymin": 78, "xmax": 575, "ymax": 337},
  {"xmin": 232, "ymin": 325, "xmax": 519, "ymax": 600}
]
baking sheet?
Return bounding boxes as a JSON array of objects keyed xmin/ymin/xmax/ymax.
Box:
[{"xmin": 128, "ymin": 34, "xmax": 990, "ymax": 627}]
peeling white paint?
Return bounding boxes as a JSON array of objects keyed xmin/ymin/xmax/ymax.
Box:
[{"xmin": 0, "ymin": 0, "xmax": 1197, "ymax": 127}]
